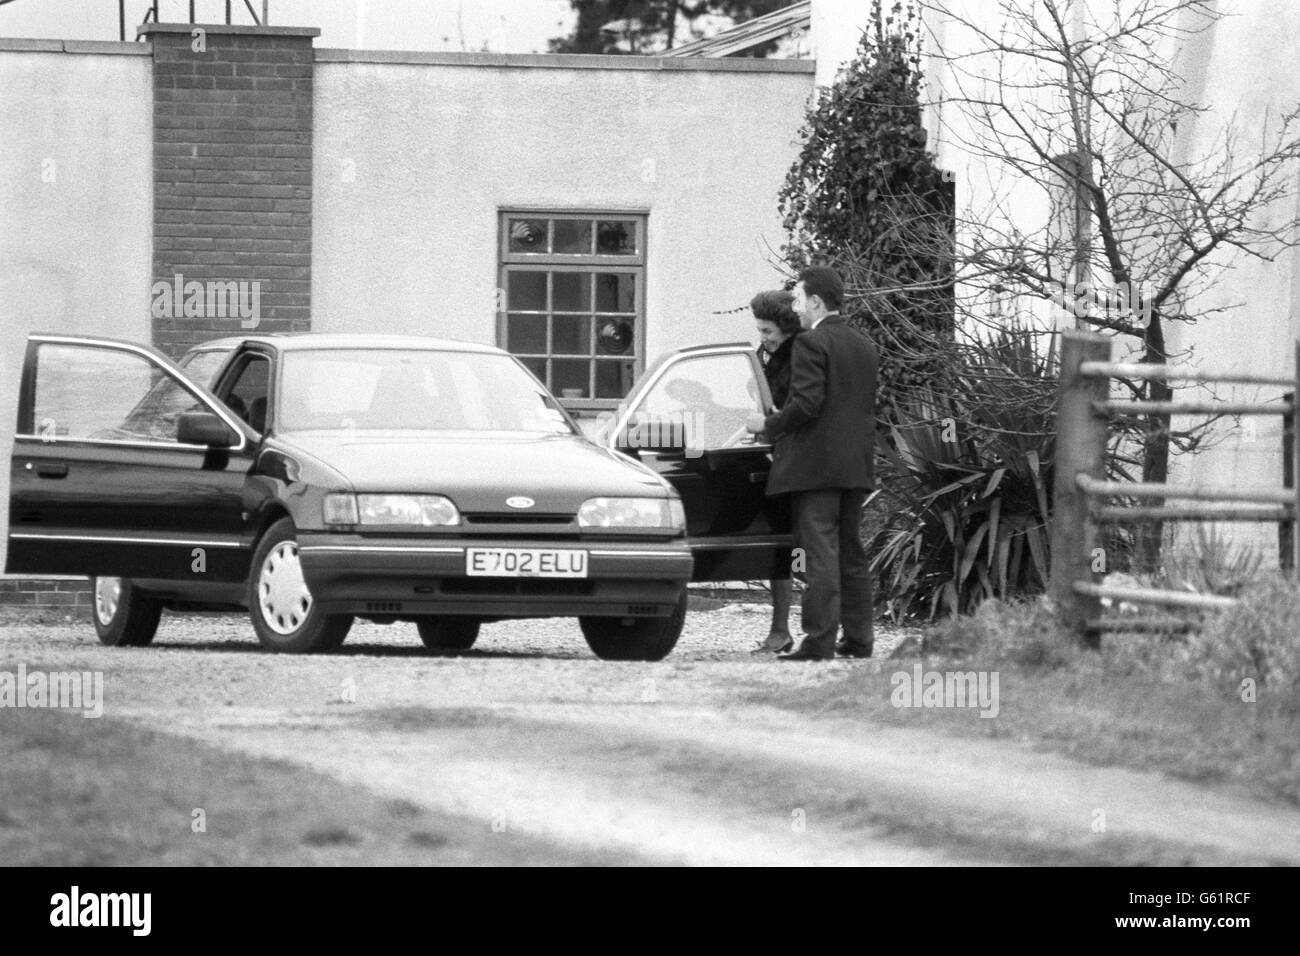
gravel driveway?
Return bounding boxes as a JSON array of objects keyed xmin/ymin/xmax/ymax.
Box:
[{"xmin": 5, "ymin": 602, "xmax": 1300, "ymax": 866}]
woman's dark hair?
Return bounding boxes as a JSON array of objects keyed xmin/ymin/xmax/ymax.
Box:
[{"xmin": 750, "ymin": 289, "xmax": 802, "ymax": 337}]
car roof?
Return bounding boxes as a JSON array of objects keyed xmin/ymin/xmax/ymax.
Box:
[{"xmin": 185, "ymin": 333, "xmax": 505, "ymax": 355}]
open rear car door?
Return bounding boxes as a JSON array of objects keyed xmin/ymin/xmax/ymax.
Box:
[{"xmin": 606, "ymin": 343, "xmax": 791, "ymax": 581}]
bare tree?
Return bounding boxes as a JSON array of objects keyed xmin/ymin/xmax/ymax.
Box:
[{"xmin": 903, "ymin": 0, "xmax": 1300, "ymax": 570}]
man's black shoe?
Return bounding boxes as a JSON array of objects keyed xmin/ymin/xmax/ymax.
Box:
[
  {"xmin": 777, "ymin": 649, "xmax": 833, "ymax": 662},
  {"xmin": 835, "ymin": 641, "xmax": 873, "ymax": 658}
]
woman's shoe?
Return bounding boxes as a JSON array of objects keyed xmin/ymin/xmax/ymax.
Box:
[{"xmin": 752, "ymin": 631, "xmax": 795, "ymax": 654}]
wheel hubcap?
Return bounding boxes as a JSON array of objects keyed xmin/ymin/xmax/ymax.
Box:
[
  {"xmin": 258, "ymin": 541, "xmax": 312, "ymax": 635},
  {"xmin": 94, "ymin": 577, "xmax": 121, "ymax": 626}
]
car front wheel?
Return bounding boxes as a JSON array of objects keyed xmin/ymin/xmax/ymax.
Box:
[
  {"xmin": 91, "ymin": 576, "xmax": 162, "ymax": 647},
  {"xmin": 579, "ymin": 591, "xmax": 686, "ymax": 661},
  {"xmin": 248, "ymin": 518, "xmax": 353, "ymax": 653},
  {"xmin": 416, "ymin": 617, "xmax": 480, "ymax": 651}
]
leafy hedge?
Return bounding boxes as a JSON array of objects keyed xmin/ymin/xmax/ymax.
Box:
[
  {"xmin": 778, "ymin": 0, "xmax": 954, "ymax": 426},
  {"xmin": 778, "ymin": 3, "xmax": 1062, "ymax": 618}
]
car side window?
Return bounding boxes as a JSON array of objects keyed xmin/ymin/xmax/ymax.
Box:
[
  {"xmin": 622, "ymin": 352, "xmax": 764, "ymax": 450},
  {"xmin": 31, "ymin": 343, "xmax": 206, "ymax": 444},
  {"xmin": 178, "ymin": 348, "xmax": 233, "ymax": 389}
]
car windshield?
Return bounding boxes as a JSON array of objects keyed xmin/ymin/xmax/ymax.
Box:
[{"xmin": 278, "ymin": 348, "xmax": 576, "ymax": 435}]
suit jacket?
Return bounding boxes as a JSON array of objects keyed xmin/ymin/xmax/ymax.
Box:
[{"xmin": 762, "ymin": 315, "xmax": 877, "ymax": 495}]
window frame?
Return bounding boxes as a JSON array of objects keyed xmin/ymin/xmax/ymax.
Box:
[
  {"xmin": 497, "ymin": 209, "xmax": 648, "ymax": 416},
  {"xmin": 607, "ymin": 345, "xmax": 772, "ymax": 453},
  {"xmin": 19, "ymin": 336, "xmax": 247, "ymax": 453},
  {"xmin": 218, "ymin": 350, "xmax": 275, "ymax": 435}
]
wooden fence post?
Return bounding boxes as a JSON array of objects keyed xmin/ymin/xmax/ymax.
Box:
[
  {"xmin": 1293, "ymin": 341, "xmax": 1300, "ymax": 572},
  {"xmin": 1282, "ymin": 385, "xmax": 1295, "ymax": 572},
  {"xmin": 1051, "ymin": 331, "xmax": 1113, "ymax": 646}
]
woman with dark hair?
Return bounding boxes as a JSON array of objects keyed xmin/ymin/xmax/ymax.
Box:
[{"xmin": 749, "ymin": 289, "xmax": 803, "ymax": 654}]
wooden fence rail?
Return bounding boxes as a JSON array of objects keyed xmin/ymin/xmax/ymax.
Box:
[{"xmin": 1050, "ymin": 331, "xmax": 1300, "ymax": 644}]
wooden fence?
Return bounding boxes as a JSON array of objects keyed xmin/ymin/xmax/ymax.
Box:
[{"xmin": 1050, "ymin": 330, "xmax": 1300, "ymax": 644}]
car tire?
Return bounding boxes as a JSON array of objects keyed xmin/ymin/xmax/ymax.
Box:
[
  {"xmin": 91, "ymin": 576, "xmax": 162, "ymax": 647},
  {"xmin": 248, "ymin": 518, "xmax": 353, "ymax": 653},
  {"xmin": 416, "ymin": 617, "xmax": 481, "ymax": 651},
  {"xmin": 579, "ymin": 590, "xmax": 687, "ymax": 661}
]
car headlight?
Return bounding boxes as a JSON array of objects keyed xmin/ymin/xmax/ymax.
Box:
[
  {"xmin": 577, "ymin": 497, "xmax": 685, "ymax": 530},
  {"xmin": 323, "ymin": 494, "xmax": 359, "ymax": 525},
  {"xmin": 324, "ymin": 493, "xmax": 460, "ymax": 527}
]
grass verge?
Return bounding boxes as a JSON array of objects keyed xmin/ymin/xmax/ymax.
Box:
[
  {"xmin": 0, "ymin": 707, "xmax": 645, "ymax": 865},
  {"xmin": 759, "ymin": 585, "xmax": 1300, "ymax": 806}
]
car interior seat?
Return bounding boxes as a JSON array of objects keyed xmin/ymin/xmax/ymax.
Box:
[
  {"xmin": 248, "ymin": 396, "xmax": 268, "ymax": 433},
  {"xmin": 365, "ymin": 371, "xmax": 437, "ymax": 429}
]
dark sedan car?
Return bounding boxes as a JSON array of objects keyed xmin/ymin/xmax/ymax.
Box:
[{"xmin": 7, "ymin": 333, "xmax": 790, "ymax": 659}]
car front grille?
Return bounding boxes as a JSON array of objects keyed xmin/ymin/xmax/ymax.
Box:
[
  {"xmin": 440, "ymin": 578, "xmax": 595, "ymax": 597},
  {"xmin": 462, "ymin": 513, "xmax": 574, "ymax": 525}
]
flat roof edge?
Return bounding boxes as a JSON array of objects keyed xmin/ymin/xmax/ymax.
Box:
[
  {"xmin": 138, "ymin": 23, "xmax": 321, "ymax": 38},
  {"xmin": 0, "ymin": 37, "xmax": 812, "ymax": 70},
  {"xmin": 314, "ymin": 48, "xmax": 815, "ymax": 73},
  {"xmin": 0, "ymin": 38, "xmax": 151, "ymax": 55}
]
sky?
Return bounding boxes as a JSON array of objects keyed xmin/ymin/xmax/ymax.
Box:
[{"xmin": 0, "ymin": 0, "xmax": 577, "ymax": 52}]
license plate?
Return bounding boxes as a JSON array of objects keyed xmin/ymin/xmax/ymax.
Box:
[{"xmin": 465, "ymin": 547, "xmax": 589, "ymax": 578}]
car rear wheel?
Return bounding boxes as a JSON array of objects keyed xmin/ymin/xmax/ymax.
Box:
[
  {"xmin": 416, "ymin": 617, "xmax": 481, "ymax": 651},
  {"xmin": 91, "ymin": 576, "xmax": 163, "ymax": 647},
  {"xmin": 579, "ymin": 591, "xmax": 686, "ymax": 661},
  {"xmin": 248, "ymin": 518, "xmax": 353, "ymax": 653}
]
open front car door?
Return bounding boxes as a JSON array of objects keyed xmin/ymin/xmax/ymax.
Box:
[
  {"xmin": 7, "ymin": 334, "xmax": 255, "ymax": 581},
  {"xmin": 607, "ymin": 343, "xmax": 791, "ymax": 581}
]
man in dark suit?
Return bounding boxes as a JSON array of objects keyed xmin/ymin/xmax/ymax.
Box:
[{"xmin": 746, "ymin": 266, "xmax": 878, "ymax": 661}]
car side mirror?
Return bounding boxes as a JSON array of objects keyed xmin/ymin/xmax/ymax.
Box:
[{"xmin": 178, "ymin": 411, "xmax": 237, "ymax": 448}]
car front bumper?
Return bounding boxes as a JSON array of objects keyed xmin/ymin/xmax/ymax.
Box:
[{"xmin": 296, "ymin": 534, "xmax": 693, "ymax": 618}]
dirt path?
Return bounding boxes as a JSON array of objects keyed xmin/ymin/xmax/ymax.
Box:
[
  {"xmin": 148, "ymin": 701, "xmax": 1300, "ymax": 866},
  {"xmin": 7, "ymin": 611, "xmax": 1300, "ymax": 865}
]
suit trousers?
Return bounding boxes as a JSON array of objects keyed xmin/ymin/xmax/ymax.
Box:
[{"xmin": 790, "ymin": 488, "xmax": 873, "ymax": 657}]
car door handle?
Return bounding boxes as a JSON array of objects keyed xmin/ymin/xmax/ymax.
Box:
[
  {"xmin": 33, "ymin": 461, "xmax": 69, "ymax": 479},
  {"xmin": 748, "ymin": 471, "xmax": 769, "ymax": 483}
]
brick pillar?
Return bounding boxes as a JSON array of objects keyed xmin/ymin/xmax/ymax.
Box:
[{"xmin": 140, "ymin": 23, "xmax": 318, "ymax": 357}]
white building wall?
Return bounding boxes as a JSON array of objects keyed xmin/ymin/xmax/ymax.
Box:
[
  {"xmin": 311, "ymin": 52, "xmax": 815, "ymax": 370},
  {"xmin": 810, "ymin": 0, "xmax": 871, "ymax": 88},
  {"xmin": 1160, "ymin": 0, "xmax": 1300, "ymax": 563}
]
